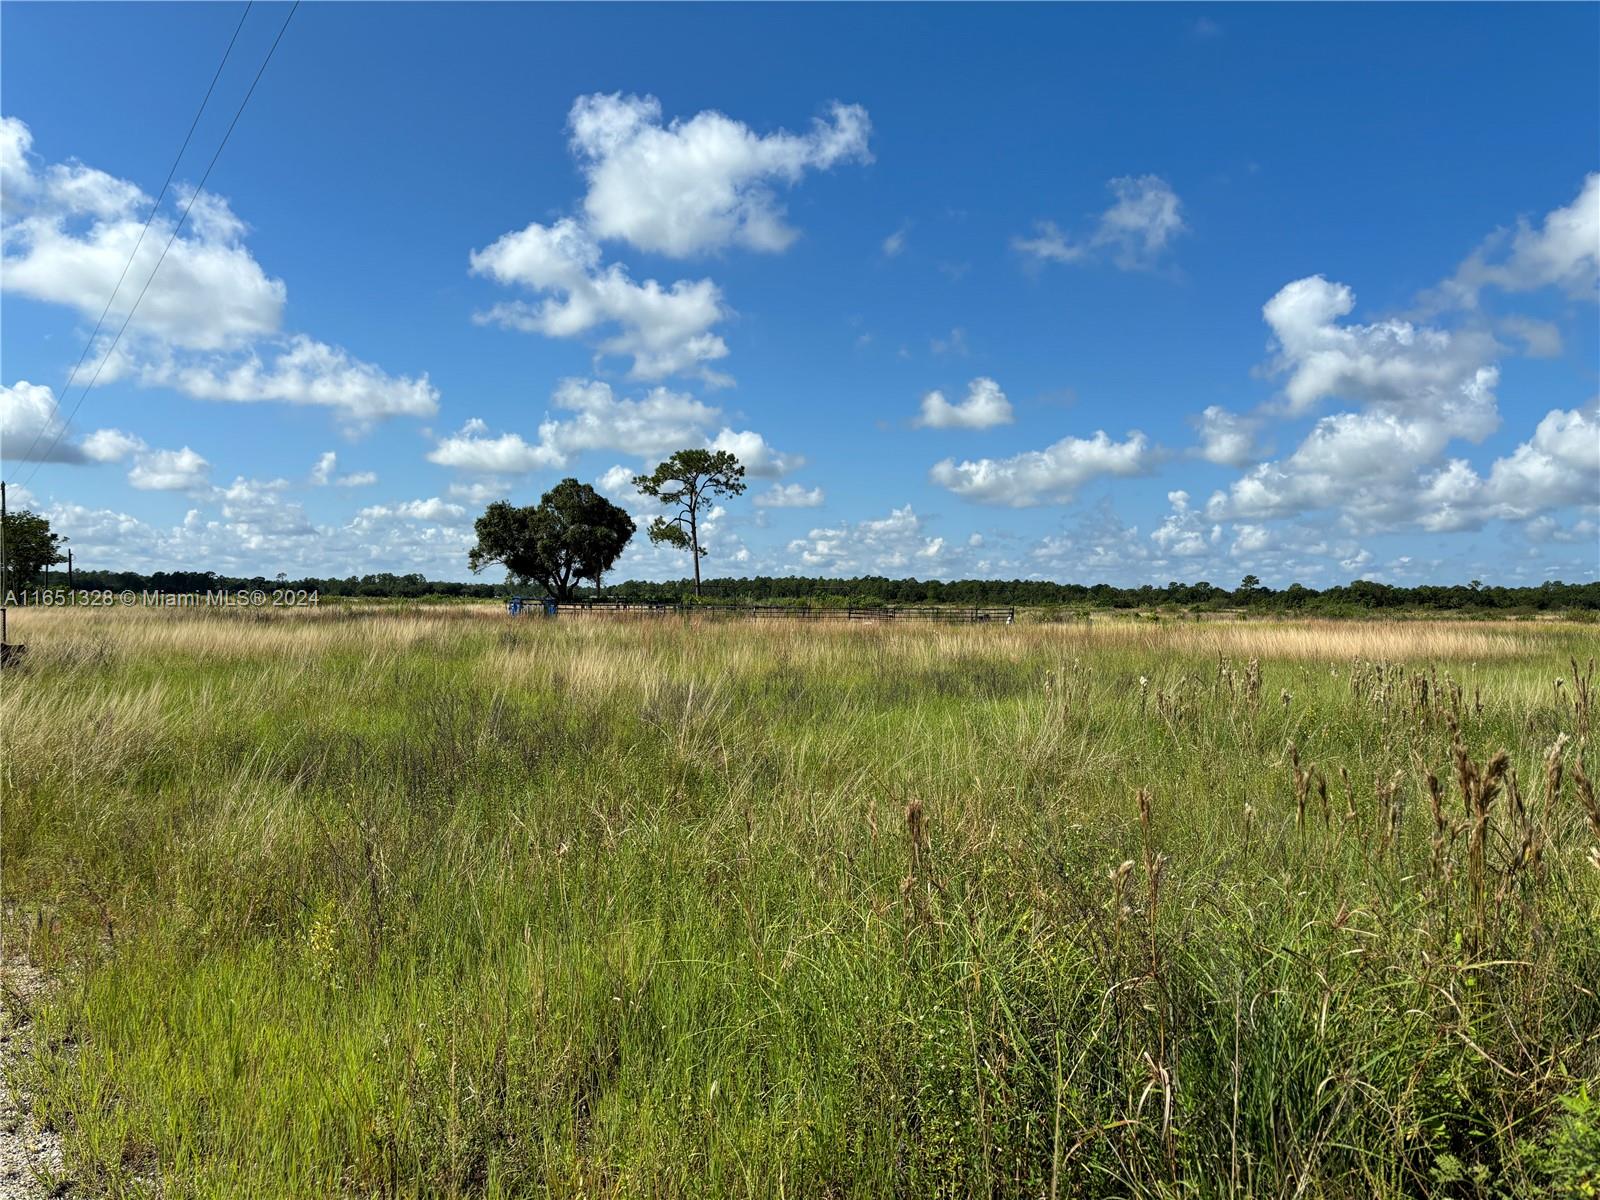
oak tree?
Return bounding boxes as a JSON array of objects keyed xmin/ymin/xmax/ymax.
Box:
[
  {"xmin": 0, "ymin": 509, "xmax": 67, "ymax": 587},
  {"xmin": 468, "ymin": 479, "xmax": 635, "ymax": 601}
]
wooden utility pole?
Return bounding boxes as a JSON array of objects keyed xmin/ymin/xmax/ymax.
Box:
[
  {"xmin": 68, "ymin": 548, "xmax": 74, "ymax": 589},
  {"xmin": 1, "ymin": 479, "xmax": 8, "ymax": 652}
]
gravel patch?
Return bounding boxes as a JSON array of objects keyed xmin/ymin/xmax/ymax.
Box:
[{"xmin": 0, "ymin": 957, "xmax": 65, "ymax": 1199}]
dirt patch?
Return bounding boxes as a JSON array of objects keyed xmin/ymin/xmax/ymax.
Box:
[{"xmin": 0, "ymin": 957, "xmax": 65, "ymax": 1199}]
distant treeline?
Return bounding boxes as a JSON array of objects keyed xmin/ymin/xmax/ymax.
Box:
[
  {"xmin": 34, "ymin": 569, "xmax": 1600, "ymax": 613},
  {"xmin": 602, "ymin": 575, "xmax": 1600, "ymax": 614}
]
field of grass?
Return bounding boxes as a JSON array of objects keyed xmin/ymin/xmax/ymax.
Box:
[{"xmin": 2, "ymin": 606, "xmax": 1598, "ymax": 1198}]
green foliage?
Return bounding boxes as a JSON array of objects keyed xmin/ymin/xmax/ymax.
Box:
[
  {"xmin": 34, "ymin": 564, "xmax": 1600, "ymax": 612},
  {"xmin": 645, "ymin": 515, "xmax": 692, "ymax": 551},
  {"xmin": 632, "ymin": 448, "xmax": 747, "ymax": 511},
  {"xmin": 467, "ymin": 478, "xmax": 634, "ymax": 600},
  {"xmin": 599, "ymin": 573, "xmax": 1600, "ymax": 613},
  {"xmin": 1, "ymin": 507, "xmax": 67, "ymax": 585},
  {"xmin": 633, "ymin": 449, "xmax": 745, "ymax": 594},
  {"xmin": 1526, "ymin": 1088, "xmax": 1600, "ymax": 1197}
]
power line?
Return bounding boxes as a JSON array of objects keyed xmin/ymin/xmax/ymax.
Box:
[
  {"xmin": 19, "ymin": 0, "xmax": 301, "ymax": 487},
  {"xmin": 9, "ymin": 2, "xmax": 255, "ymax": 474}
]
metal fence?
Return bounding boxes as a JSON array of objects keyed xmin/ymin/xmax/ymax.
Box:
[{"xmin": 509, "ymin": 598, "xmax": 1016, "ymax": 623}]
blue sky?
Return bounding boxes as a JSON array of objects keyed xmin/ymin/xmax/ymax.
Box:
[{"xmin": 2, "ymin": 2, "xmax": 1596, "ymax": 585}]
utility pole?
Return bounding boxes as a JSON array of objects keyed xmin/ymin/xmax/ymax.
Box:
[
  {"xmin": 68, "ymin": 548, "xmax": 74, "ymax": 589},
  {"xmin": 2, "ymin": 479, "xmax": 8, "ymax": 651}
]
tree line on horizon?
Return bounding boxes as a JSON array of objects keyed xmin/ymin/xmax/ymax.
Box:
[
  {"xmin": 4, "ymin": 442, "xmax": 1597, "ymax": 614},
  {"xmin": 14, "ymin": 559, "xmax": 1598, "ymax": 616}
]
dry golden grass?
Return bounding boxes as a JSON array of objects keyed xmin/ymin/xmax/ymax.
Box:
[
  {"xmin": 6, "ymin": 602, "xmax": 1566, "ymax": 672},
  {"xmin": 1071, "ymin": 617, "xmax": 1547, "ymax": 660}
]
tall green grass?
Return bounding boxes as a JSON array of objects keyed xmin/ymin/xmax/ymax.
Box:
[{"xmin": 2, "ymin": 608, "xmax": 1597, "ymax": 1197}]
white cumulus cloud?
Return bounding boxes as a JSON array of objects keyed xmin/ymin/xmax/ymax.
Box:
[
  {"xmin": 142, "ymin": 334, "xmax": 438, "ymax": 426},
  {"xmin": 1, "ymin": 119, "xmax": 284, "ymax": 351},
  {"xmin": 707, "ymin": 426, "xmax": 800, "ymax": 478},
  {"xmin": 472, "ymin": 94, "xmax": 871, "ymax": 383},
  {"xmin": 80, "ymin": 427, "xmax": 145, "ymax": 463},
  {"xmin": 1432, "ymin": 173, "xmax": 1600, "ymax": 309},
  {"xmin": 1417, "ymin": 404, "xmax": 1600, "ymax": 532},
  {"xmin": 914, "ymin": 377, "xmax": 1014, "ymax": 430},
  {"xmin": 1193, "ymin": 405, "xmax": 1260, "ymax": 467},
  {"xmin": 1262, "ymin": 275, "xmax": 1500, "ymax": 422},
  {"xmin": 930, "ymin": 429, "xmax": 1152, "ymax": 506},
  {"xmin": 1150, "ymin": 490, "xmax": 1221, "ymax": 557},
  {"xmin": 1, "ymin": 116, "xmax": 436, "ymax": 434},
  {"xmin": 2, "ymin": 380, "xmax": 82, "ymax": 462},
  {"xmin": 546, "ymin": 377, "xmax": 720, "ymax": 461},
  {"xmin": 1, "ymin": 378, "xmax": 142, "ymax": 464},
  {"xmin": 1205, "ymin": 391, "xmax": 1497, "ymax": 527},
  {"xmin": 570, "ymin": 93, "xmax": 872, "ymax": 257},
  {"xmin": 428, "ymin": 425, "xmax": 562, "ymax": 475},
  {"xmin": 354, "ymin": 497, "xmax": 468, "ymax": 525},
  {"xmin": 428, "ymin": 379, "xmax": 793, "ymax": 480},
  {"xmin": 471, "ymin": 217, "xmax": 731, "ymax": 385},
  {"xmin": 128, "ymin": 446, "xmax": 210, "ymax": 492},
  {"xmin": 1208, "ymin": 275, "xmax": 1513, "ymax": 530}
]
